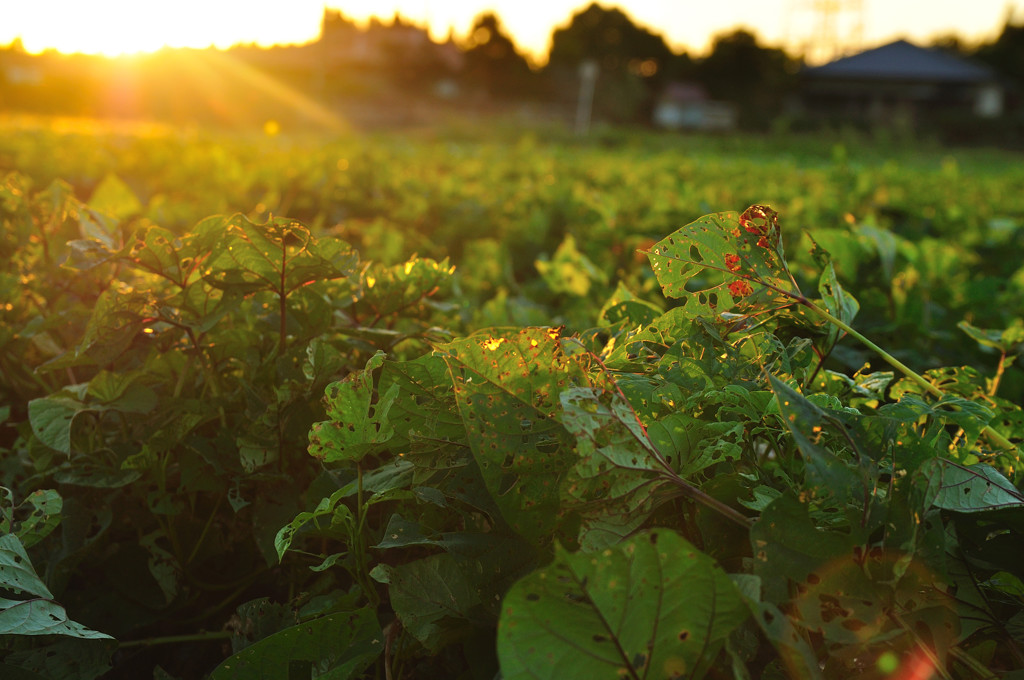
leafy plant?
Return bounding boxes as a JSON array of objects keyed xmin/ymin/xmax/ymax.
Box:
[{"xmin": 3, "ymin": 136, "xmax": 1024, "ymax": 678}]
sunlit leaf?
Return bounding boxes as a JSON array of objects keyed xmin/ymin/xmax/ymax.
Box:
[
  {"xmin": 646, "ymin": 206, "xmax": 801, "ymax": 320},
  {"xmin": 437, "ymin": 328, "xmax": 602, "ymax": 539},
  {"xmin": 308, "ymin": 351, "xmax": 400, "ymax": 463}
]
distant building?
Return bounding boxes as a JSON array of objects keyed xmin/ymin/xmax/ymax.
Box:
[
  {"xmin": 800, "ymin": 39, "xmax": 1004, "ymax": 126},
  {"xmin": 653, "ymin": 82, "xmax": 737, "ymax": 131}
]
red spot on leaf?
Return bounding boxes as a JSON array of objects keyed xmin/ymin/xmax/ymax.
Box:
[
  {"xmin": 724, "ymin": 253, "xmax": 742, "ymax": 272},
  {"xmin": 729, "ymin": 280, "xmax": 754, "ymax": 297}
]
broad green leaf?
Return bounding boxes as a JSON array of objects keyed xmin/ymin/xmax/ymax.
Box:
[
  {"xmin": 498, "ymin": 529, "xmax": 747, "ymax": 680},
  {"xmin": 437, "ymin": 328, "xmax": 601, "ymax": 539},
  {"xmin": 647, "ymin": 413, "xmax": 744, "ymax": 478},
  {"xmin": 646, "ymin": 206, "xmax": 801, "ymax": 319},
  {"xmin": 229, "ymin": 598, "xmax": 297, "ymax": 654},
  {"xmin": 958, "ymin": 318, "xmax": 1024, "ymax": 354},
  {"xmin": 748, "ymin": 601, "xmax": 823, "ymax": 680},
  {"xmin": 88, "ymin": 173, "xmax": 142, "ymax": 220},
  {"xmin": 28, "ymin": 395, "xmax": 86, "ymax": 455},
  {"xmin": 598, "ymin": 281, "xmax": 662, "ymax": 327},
  {"xmin": 927, "ymin": 460, "xmax": 1024, "ymax": 512},
  {"xmin": 378, "ymin": 353, "xmax": 465, "ymax": 459},
  {"xmin": 0, "ymin": 535, "xmax": 111, "ymax": 639},
  {"xmin": 750, "ymin": 494, "xmax": 852, "ymax": 605},
  {"xmin": 86, "ymin": 371, "xmax": 157, "ymax": 413},
  {"xmin": 0, "ymin": 534, "xmax": 53, "ymax": 599},
  {"xmin": 308, "ymin": 351, "xmax": 400, "ymax": 463},
  {"xmin": 202, "ymin": 215, "xmax": 358, "ymax": 297},
  {"xmin": 559, "ymin": 386, "xmax": 669, "ymax": 516},
  {"xmin": 209, "ymin": 608, "xmax": 382, "ymax": 680},
  {"xmin": 0, "ymin": 598, "xmax": 112, "ymax": 638},
  {"xmin": 358, "ymin": 255, "xmax": 454, "ymax": 318},
  {"xmin": 535, "ymin": 234, "xmax": 606, "ymax": 296},
  {"xmin": 370, "ymin": 553, "xmax": 483, "ymax": 651},
  {"xmin": 14, "ymin": 490, "xmax": 62, "ymax": 549}
]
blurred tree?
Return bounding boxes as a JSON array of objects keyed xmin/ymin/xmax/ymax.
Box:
[
  {"xmin": 462, "ymin": 12, "xmax": 538, "ymax": 100},
  {"xmin": 974, "ymin": 19, "xmax": 1024, "ymax": 89},
  {"xmin": 929, "ymin": 33, "xmax": 971, "ymax": 56},
  {"xmin": 545, "ymin": 2, "xmax": 690, "ymax": 123},
  {"xmin": 695, "ymin": 29, "xmax": 800, "ymax": 129}
]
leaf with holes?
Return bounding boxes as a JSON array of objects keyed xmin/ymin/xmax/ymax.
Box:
[
  {"xmin": 202, "ymin": 215, "xmax": 358, "ymax": 297},
  {"xmin": 437, "ymin": 328, "xmax": 604, "ymax": 539},
  {"xmin": 645, "ymin": 206, "xmax": 801, "ymax": 320},
  {"xmin": 498, "ymin": 529, "xmax": 747, "ymax": 680},
  {"xmin": 927, "ymin": 460, "xmax": 1024, "ymax": 512},
  {"xmin": 559, "ymin": 386, "xmax": 670, "ymax": 517},
  {"xmin": 308, "ymin": 351, "xmax": 400, "ymax": 463}
]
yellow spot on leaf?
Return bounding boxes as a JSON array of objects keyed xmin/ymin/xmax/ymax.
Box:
[{"xmin": 483, "ymin": 337, "xmax": 506, "ymax": 351}]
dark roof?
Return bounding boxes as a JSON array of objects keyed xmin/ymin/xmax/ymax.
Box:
[{"xmin": 804, "ymin": 40, "xmax": 995, "ymax": 83}]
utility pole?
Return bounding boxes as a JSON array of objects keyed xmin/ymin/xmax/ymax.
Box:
[
  {"xmin": 575, "ymin": 60, "xmax": 598, "ymax": 136},
  {"xmin": 785, "ymin": 0, "xmax": 865, "ymax": 64}
]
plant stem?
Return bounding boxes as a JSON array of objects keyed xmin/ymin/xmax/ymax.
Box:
[
  {"xmin": 799, "ymin": 298, "xmax": 1017, "ymax": 452},
  {"xmin": 119, "ymin": 630, "xmax": 233, "ymax": 648}
]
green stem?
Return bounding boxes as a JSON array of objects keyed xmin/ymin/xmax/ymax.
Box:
[
  {"xmin": 800, "ymin": 299, "xmax": 1017, "ymax": 452},
  {"xmin": 119, "ymin": 630, "xmax": 233, "ymax": 649}
]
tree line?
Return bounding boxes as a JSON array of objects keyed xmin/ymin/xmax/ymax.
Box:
[{"xmin": 1, "ymin": 2, "xmax": 1022, "ymax": 130}]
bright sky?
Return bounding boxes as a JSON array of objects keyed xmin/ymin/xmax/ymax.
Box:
[{"xmin": 2, "ymin": 0, "xmax": 1022, "ymax": 62}]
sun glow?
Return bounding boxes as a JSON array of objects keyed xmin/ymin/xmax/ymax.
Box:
[{"xmin": 3, "ymin": 0, "xmax": 324, "ymax": 57}]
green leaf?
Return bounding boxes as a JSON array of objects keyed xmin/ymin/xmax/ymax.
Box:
[
  {"xmin": 28, "ymin": 395, "xmax": 86, "ymax": 455},
  {"xmin": 646, "ymin": 206, "xmax": 801, "ymax": 319},
  {"xmin": 559, "ymin": 386, "xmax": 669, "ymax": 516},
  {"xmin": 308, "ymin": 351, "xmax": 399, "ymax": 463},
  {"xmin": 750, "ymin": 494, "xmax": 852, "ymax": 605},
  {"xmin": 958, "ymin": 318, "xmax": 1024, "ymax": 354},
  {"xmin": 15, "ymin": 490, "xmax": 63, "ymax": 549},
  {"xmin": 0, "ymin": 533, "xmax": 52, "ymax": 598},
  {"xmin": 598, "ymin": 282, "xmax": 662, "ymax": 327},
  {"xmin": 274, "ymin": 489, "xmax": 353, "ymax": 562},
  {"xmin": 0, "ymin": 598, "xmax": 112, "ymax": 638},
  {"xmin": 437, "ymin": 328, "xmax": 598, "ymax": 539},
  {"xmin": 769, "ymin": 376, "xmax": 866, "ymax": 506},
  {"xmin": 209, "ymin": 608, "xmax": 382, "ymax": 680},
  {"xmin": 498, "ymin": 529, "xmax": 747, "ymax": 680},
  {"xmin": 370, "ymin": 553, "xmax": 483, "ymax": 651},
  {"xmin": 535, "ymin": 234, "xmax": 606, "ymax": 297},
  {"xmin": 0, "ymin": 535, "xmax": 111, "ymax": 639},
  {"xmin": 202, "ymin": 215, "xmax": 358, "ymax": 297},
  {"xmin": 88, "ymin": 173, "xmax": 142, "ymax": 220},
  {"xmin": 927, "ymin": 460, "xmax": 1024, "ymax": 512}
]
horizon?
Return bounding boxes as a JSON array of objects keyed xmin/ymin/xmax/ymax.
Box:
[{"xmin": 2, "ymin": 1, "xmax": 1023, "ymax": 65}]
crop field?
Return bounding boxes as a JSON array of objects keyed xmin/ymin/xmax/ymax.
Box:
[{"xmin": 1, "ymin": 115, "xmax": 1024, "ymax": 679}]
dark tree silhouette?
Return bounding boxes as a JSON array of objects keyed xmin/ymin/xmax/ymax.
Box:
[
  {"xmin": 974, "ymin": 19, "xmax": 1024, "ymax": 89},
  {"xmin": 462, "ymin": 12, "xmax": 537, "ymax": 99},
  {"xmin": 695, "ymin": 29, "xmax": 799, "ymax": 129},
  {"xmin": 545, "ymin": 2, "xmax": 688, "ymax": 122}
]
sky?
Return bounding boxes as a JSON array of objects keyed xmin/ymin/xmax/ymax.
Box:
[{"xmin": 2, "ymin": 0, "xmax": 1022, "ymax": 64}]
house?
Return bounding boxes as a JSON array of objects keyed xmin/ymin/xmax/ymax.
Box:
[
  {"xmin": 653, "ymin": 82, "xmax": 737, "ymax": 131},
  {"xmin": 800, "ymin": 39, "xmax": 1004, "ymax": 125}
]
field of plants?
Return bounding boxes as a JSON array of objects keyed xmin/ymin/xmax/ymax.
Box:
[{"xmin": 1, "ymin": 115, "xmax": 1024, "ymax": 679}]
